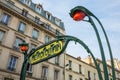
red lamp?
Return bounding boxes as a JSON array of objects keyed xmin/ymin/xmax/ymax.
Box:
[
  {"xmin": 73, "ymin": 11, "xmax": 86, "ymax": 21},
  {"xmin": 20, "ymin": 46, "xmax": 28, "ymax": 51},
  {"xmin": 19, "ymin": 42, "xmax": 29, "ymax": 52}
]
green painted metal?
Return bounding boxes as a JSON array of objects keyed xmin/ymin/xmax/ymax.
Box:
[
  {"xmin": 29, "ymin": 39, "xmax": 64, "ymax": 65},
  {"xmin": 93, "ymin": 15, "xmax": 116, "ymax": 80},
  {"xmin": 19, "ymin": 42, "xmax": 29, "ymax": 80},
  {"xmin": 56, "ymin": 35, "xmax": 103, "ymax": 80},
  {"xmin": 70, "ymin": 6, "xmax": 116, "ymax": 80},
  {"xmin": 20, "ymin": 6, "xmax": 116, "ymax": 80},
  {"xmin": 20, "ymin": 50, "xmax": 28, "ymax": 80},
  {"xmin": 20, "ymin": 35, "xmax": 103, "ymax": 80},
  {"xmin": 88, "ymin": 16, "xmax": 109, "ymax": 80}
]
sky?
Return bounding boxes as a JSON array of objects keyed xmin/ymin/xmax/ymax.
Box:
[{"xmin": 33, "ymin": 0, "xmax": 120, "ymax": 61}]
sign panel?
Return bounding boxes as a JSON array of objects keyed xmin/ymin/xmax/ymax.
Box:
[{"xmin": 29, "ymin": 40, "xmax": 63, "ymax": 65}]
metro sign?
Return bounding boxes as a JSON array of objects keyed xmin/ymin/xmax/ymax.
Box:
[{"xmin": 29, "ymin": 39, "xmax": 64, "ymax": 65}]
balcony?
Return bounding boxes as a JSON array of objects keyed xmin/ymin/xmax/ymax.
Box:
[{"xmin": 0, "ymin": 0, "xmax": 64, "ymax": 36}]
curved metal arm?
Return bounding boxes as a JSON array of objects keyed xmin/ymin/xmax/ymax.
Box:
[
  {"xmin": 88, "ymin": 16, "xmax": 109, "ymax": 80},
  {"xmin": 92, "ymin": 14, "xmax": 116, "ymax": 80},
  {"xmin": 80, "ymin": 6, "xmax": 115, "ymax": 79},
  {"xmin": 56, "ymin": 35, "xmax": 103, "ymax": 80}
]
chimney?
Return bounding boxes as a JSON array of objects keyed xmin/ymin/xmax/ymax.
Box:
[
  {"xmin": 77, "ymin": 56, "xmax": 81, "ymax": 60},
  {"xmin": 88, "ymin": 55, "xmax": 92, "ymax": 65}
]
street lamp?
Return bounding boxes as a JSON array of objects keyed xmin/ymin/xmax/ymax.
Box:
[
  {"xmin": 57, "ymin": 35, "xmax": 103, "ymax": 80},
  {"xmin": 69, "ymin": 6, "xmax": 116, "ymax": 80},
  {"xmin": 19, "ymin": 41, "xmax": 29, "ymax": 80}
]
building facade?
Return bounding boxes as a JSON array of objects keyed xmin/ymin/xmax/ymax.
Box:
[
  {"xmin": 0, "ymin": 0, "xmax": 120, "ymax": 80},
  {"xmin": 0, "ymin": 0, "xmax": 65, "ymax": 80},
  {"xmin": 65, "ymin": 54, "xmax": 120, "ymax": 80}
]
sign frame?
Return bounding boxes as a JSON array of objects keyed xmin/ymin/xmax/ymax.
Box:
[{"xmin": 29, "ymin": 39, "xmax": 65, "ymax": 65}]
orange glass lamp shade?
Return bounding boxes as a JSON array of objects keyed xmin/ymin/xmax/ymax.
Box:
[
  {"xmin": 20, "ymin": 46, "xmax": 28, "ymax": 51},
  {"xmin": 73, "ymin": 11, "xmax": 86, "ymax": 21}
]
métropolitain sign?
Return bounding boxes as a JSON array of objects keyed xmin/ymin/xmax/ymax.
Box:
[{"xmin": 29, "ymin": 39, "xmax": 64, "ymax": 65}]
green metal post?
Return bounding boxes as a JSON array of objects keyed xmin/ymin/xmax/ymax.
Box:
[
  {"xmin": 93, "ymin": 15, "xmax": 116, "ymax": 80},
  {"xmin": 88, "ymin": 17, "xmax": 109, "ymax": 80},
  {"xmin": 69, "ymin": 6, "xmax": 116, "ymax": 80},
  {"xmin": 19, "ymin": 35, "xmax": 103, "ymax": 80},
  {"xmin": 56, "ymin": 35, "xmax": 103, "ymax": 80},
  {"xmin": 80, "ymin": 6, "xmax": 116, "ymax": 80},
  {"xmin": 20, "ymin": 50, "xmax": 28, "ymax": 80}
]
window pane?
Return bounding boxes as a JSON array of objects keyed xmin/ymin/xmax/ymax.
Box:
[
  {"xmin": 22, "ymin": 9, "xmax": 28, "ymax": 16},
  {"xmin": 45, "ymin": 35, "xmax": 51, "ymax": 43},
  {"xmin": 88, "ymin": 71, "xmax": 91, "ymax": 80},
  {"xmin": 69, "ymin": 75, "xmax": 72, "ymax": 80},
  {"xmin": 55, "ymin": 56, "xmax": 59, "ymax": 65},
  {"xmin": 41, "ymin": 66, "xmax": 48, "ymax": 78},
  {"xmin": 13, "ymin": 37, "xmax": 24, "ymax": 50},
  {"xmin": 1, "ymin": 13, "xmax": 10, "ymax": 25},
  {"xmin": 54, "ymin": 70, "xmax": 59, "ymax": 80},
  {"xmin": 27, "ymin": 63, "xmax": 32, "ymax": 72},
  {"xmin": 94, "ymin": 73, "xmax": 96, "ymax": 80},
  {"xmin": 18, "ymin": 22, "xmax": 26, "ymax": 33},
  {"xmin": 25, "ymin": 0, "xmax": 31, "ymax": 5},
  {"xmin": 35, "ymin": 17, "xmax": 40, "ymax": 23},
  {"xmin": 7, "ymin": 0, "xmax": 14, "ymax": 8},
  {"xmin": 30, "ymin": 44, "xmax": 36, "ymax": 50},
  {"xmin": 46, "ymin": 13, "xmax": 51, "ymax": 20},
  {"xmin": 36, "ymin": 6, "xmax": 42, "ymax": 13},
  {"xmin": 69, "ymin": 60, "xmax": 72, "ymax": 70},
  {"xmin": 0, "ymin": 30, "xmax": 5, "ymax": 42},
  {"xmin": 56, "ymin": 30, "xmax": 60, "ymax": 36},
  {"xmin": 79, "ymin": 65, "xmax": 82, "ymax": 74},
  {"xmin": 8, "ymin": 56, "xmax": 17, "ymax": 71},
  {"xmin": 32, "ymin": 29, "xmax": 38, "ymax": 39},
  {"xmin": 55, "ymin": 19, "xmax": 60, "ymax": 26}
]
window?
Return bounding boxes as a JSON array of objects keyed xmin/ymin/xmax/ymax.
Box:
[
  {"xmin": 55, "ymin": 18, "xmax": 60, "ymax": 26},
  {"xmin": 30, "ymin": 44, "xmax": 36, "ymax": 51},
  {"xmin": 22, "ymin": 9, "xmax": 28, "ymax": 17},
  {"xmin": 56, "ymin": 30, "xmax": 60, "ymax": 36},
  {"xmin": 69, "ymin": 75, "xmax": 72, "ymax": 80},
  {"xmin": 36, "ymin": 6, "xmax": 42, "ymax": 13},
  {"xmin": 8, "ymin": 55, "xmax": 18, "ymax": 71},
  {"xmin": 69, "ymin": 60, "xmax": 72, "ymax": 70},
  {"xmin": 41, "ymin": 66, "xmax": 48, "ymax": 79},
  {"xmin": 27, "ymin": 63, "xmax": 32, "ymax": 72},
  {"xmin": 54, "ymin": 70, "xmax": 59, "ymax": 80},
  {"xmin": 79, "ymin": 65, "xmax": 82, "ymax": 74},
  {"xmin": 1, "ymin": 13, "xmax": 10, "ymax": 25},
  {"xmin": 45, "ymin": 35, "xmax": 51, "ymax": 43},
  {"xmin": 118, "ymin": 74, "xmax": 120, "ymax": 80},
  {"xmin": 18, "ymin": 22, "xmax": 26, "ymax": 33},
  {"xmin": 13, "ymin": 37, "xmax": 24, "ymax": 50},
  {"xmin": 4, "ymin": 77, "xmax": 14, "ymax": 80},
  {"xmin": 46, "ymin": 13, "xmax": 51, "ymax": 20},
  {"xmin": 110, "ymin": 78, "xmax": 112, "ymax": 80},
  {"xmin": 55, "ymin": 56, "xmax": 59, "ymax": 65},
  {"xmin": 0, "ymin": 30, "xmax": 5, "ymax": 43},
  {"xmin": 94, "ymin": 73, "xmax": 96, "ymax": 80},
  {"xmin": 80, "ymin": 78, "xmax": 83, "ymax": 80},
  {"xmin": 25, "ymin": 0, "xmax": 31, "ymax": 6},
  {"xmin": 32, "ymin": 29, "xmax": 39, "ymax": 40},
  {"xmin": 7, "ymin": 0, "xmax": 14, "ymax": 8},
  {"xmin": 46, "ymin": 24, "xmax": 50, "ymax": 30},
  {"xmin": 35, "ymin": 16, "xmax": 40, "ymax": 23},
  {"xmin": 26, "ymin": 63, "xmax": 32, "ymax": 76},
  {"xmin": 88, "ymin": 71, "xmax": 91, "ymax": 80}
]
